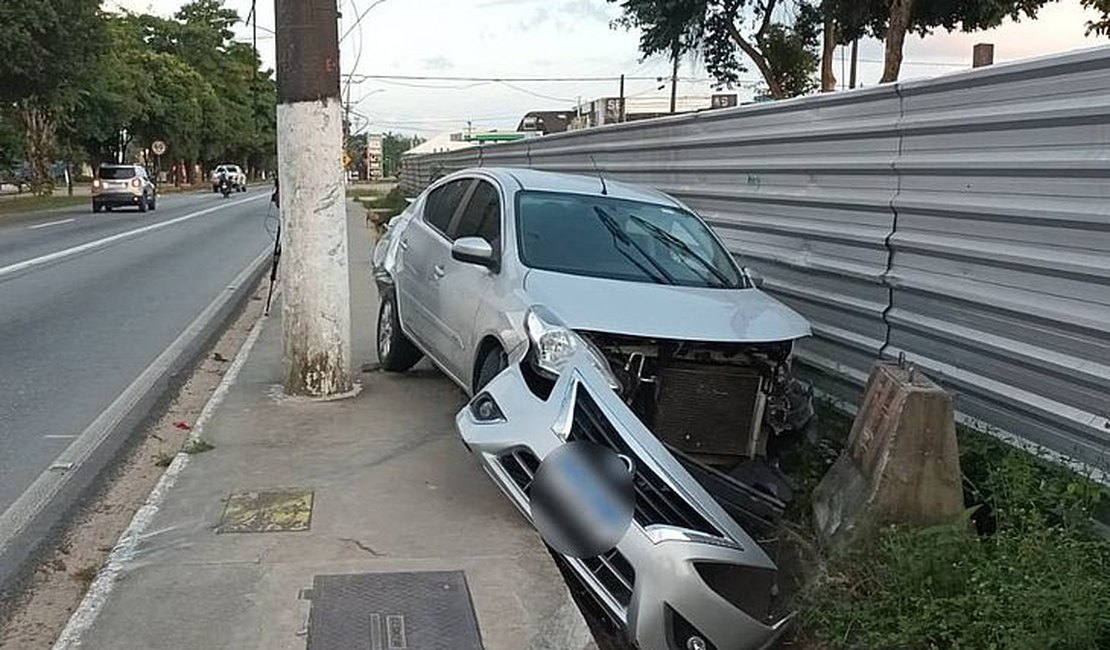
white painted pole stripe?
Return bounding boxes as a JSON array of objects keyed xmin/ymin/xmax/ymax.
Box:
[
  {"xmin": 27, "ymin": 218, "xmax": 75, "ymax": 230},
  {"xmin": 0, "ymin": 193, "xmax": 266, "ymax": 281},
  {"xmin": 50, "ymin": 288, "xmax": 274, "ymax": 650}
]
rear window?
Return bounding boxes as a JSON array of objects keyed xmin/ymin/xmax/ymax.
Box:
[{"xmin": 99, "ymin": 166, "xmax": 136, "ymax": 180}]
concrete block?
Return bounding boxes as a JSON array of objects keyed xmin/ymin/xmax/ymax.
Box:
[{"xmin": 812, "ymin": 361, "xmax": 964, "ymax": 548}]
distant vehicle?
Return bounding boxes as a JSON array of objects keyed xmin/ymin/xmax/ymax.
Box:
[
  {"xmin": 210, "ymin": 164, "xmax": 247, "ymax": 193},
  {"xmin": 92, "ymin": 164, "xmax": 156, "ymax": 213}
]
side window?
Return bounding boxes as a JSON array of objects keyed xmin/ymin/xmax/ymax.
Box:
[
  {"xmin": 452, "ymin": 180, "xmax": 501, "ymax": 245},
  {"xmin": 423, "ymin": 179, "xmax": 472, "ymax": 235}
]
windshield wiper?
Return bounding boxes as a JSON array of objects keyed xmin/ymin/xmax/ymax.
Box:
[
  {"xmin": 627, "ymin": 215, "xmax": 734, "ymax": 288},
  {"xmin": 592, "ymin": 207, "xmax": 675, "ymax": 285}
]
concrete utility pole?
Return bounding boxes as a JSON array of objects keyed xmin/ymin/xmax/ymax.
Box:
[{"xmin": 274, "ymin": 0, "xmax": 353, "ymax": 397}]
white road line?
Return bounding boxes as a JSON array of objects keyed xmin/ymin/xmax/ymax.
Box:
[
  {"xmin": 43, "ymin": 435, "xmax": 78, "ymax": 439},
  {"xmin": 51, "ymin": 287, "xmax": 273, "ymax": 650},
  {"xmin": 0, "ymin": 248, "xmax": 270, "ymax": 604},
  {"xmin": 27, "ymin": 218, "xmax": 75, "ymax": 230},
  {"xmin": 0, "ymin": 193, "xmax": 267, "ymax": 282}
]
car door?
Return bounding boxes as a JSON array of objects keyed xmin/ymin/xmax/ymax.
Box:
[
  {"xmin": 436, "ymin": 177, "xmax": 505, "ymax": 382},
  {"xmin": 394, "ymin": 178, "xmax": 474, "ymax": 372}
]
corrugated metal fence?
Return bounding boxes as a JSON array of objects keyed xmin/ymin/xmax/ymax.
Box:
[{"xmin": 400, "ymin": 48, "xmax": 1110, "ymax": 469}]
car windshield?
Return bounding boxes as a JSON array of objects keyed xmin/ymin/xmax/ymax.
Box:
[
  {"xmin": 516, "ymin": 191, "xmax": 746, "ymax": 289},
  {"xmin": 99, "ymin": 167, "xmax": 136, "ymax": 180}
]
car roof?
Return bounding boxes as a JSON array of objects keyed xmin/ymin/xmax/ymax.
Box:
[{"xmin": 453, "ymin": 167, "xmax": 682, "ymax": 208}]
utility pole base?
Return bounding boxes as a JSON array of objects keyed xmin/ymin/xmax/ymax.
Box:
[{"xmin": 277, "ymin": 98, "xmax": 353, "ymax": 397}]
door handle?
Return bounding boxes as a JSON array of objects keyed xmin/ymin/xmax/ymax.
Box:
[
  {"xmin": 399, "ymin": 239, "xmax": 409, "ymax": 250},
  {"xmin": 432, "ymin": 264, "xmax": 446, "ymax": 279}
]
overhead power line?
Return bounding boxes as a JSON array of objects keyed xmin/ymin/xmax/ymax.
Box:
[{"xmin": 343, "ymin": 73, "xmax": 712, "ymax": 83}]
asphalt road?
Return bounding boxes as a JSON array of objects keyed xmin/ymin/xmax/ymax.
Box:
[{"xmin": 0, "ymin": 188, "xmax": 273, "ymax": 516}]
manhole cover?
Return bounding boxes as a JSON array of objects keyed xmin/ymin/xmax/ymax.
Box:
[
  {"xmin": 217, "ymin": 489, "xmax": 314, "ymax": 533},
  {"xmin": 306, "ymin": 571, "xmax": 483, "ymax": 650}
]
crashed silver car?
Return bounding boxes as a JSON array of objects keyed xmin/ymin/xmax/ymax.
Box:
[{"xmin": 373, "ymin": 168, "xmax": 811, "ymax": 650}]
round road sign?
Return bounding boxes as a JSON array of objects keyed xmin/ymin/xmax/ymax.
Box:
[{"xmin": 151, "ymin": 140, "xmax": 167, "ymax": 156}]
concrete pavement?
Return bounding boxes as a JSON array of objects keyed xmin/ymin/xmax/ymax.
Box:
[
  {"xmin": 49, "ymin": 203, "xmax": 596, "ymax": 650},
  {"xmin": 0, "ymin": 190, "xmax": 274, "ymax": 593}
]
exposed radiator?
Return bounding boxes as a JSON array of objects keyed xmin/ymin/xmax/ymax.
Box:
[{"xmin": 653, "ymin": 361, "xmax": 766, "ymax": 460}]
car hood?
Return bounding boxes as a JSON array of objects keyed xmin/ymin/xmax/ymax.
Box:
[{"xmin": 523, "ymin": 269, "xmax": 811, "ymax": 342}]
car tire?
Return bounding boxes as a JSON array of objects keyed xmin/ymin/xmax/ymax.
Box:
[
  {"xmin": 377, "ymin": 291, "xmax": 423, "ymax": 372},
  {"xmin": 474, "ymin": 345, "xmax": 508, "ymax": 393}
]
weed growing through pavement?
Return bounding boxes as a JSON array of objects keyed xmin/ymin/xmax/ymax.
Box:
[
  {"xmin": 71, "ymin": 564, "xmax": 99, "ymax": 587},
  {"xmin": 153, "ymin": 451, "xmax": 175, "ymax": 467},
  {"xmin": 182, "ymin": 439, "xmax": 215, "ymax": 455}
]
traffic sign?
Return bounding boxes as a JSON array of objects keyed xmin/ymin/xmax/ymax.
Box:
[
  {"xmin": 151, "ymin": 140, "xmax": 167, "ymax": 156},
  {"xmin": 343, "ymin": 152, "xmax": 352, "ymax": 168}
]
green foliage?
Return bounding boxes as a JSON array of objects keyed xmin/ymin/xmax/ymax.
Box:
[
  {"xmin": 0, "ymin": 0, "xmax": 275, "ymax": 188},
  {"xmin": 1082, "ymin": 0, "xmax": 1110, "ymax": 36},
  {"xmin": 382, "ymin": 133, "xmax": 424, "ymax": 177},
  {"xmin": 799, "ymin": 422, "xmax": 1110, "ymax": 649},
  {"xmin": 611, "ymin": 0, "xmax": 822, "ymax": 99}
]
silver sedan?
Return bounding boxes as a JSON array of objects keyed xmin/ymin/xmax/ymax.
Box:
[{"xmin": 373, "ymin": 167, "xmax": 810, "ymax": 650}]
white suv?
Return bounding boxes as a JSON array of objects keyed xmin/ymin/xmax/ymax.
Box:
[{"xmin": 210, "ymin": 164, "xmax": 247, "ymax": 193}]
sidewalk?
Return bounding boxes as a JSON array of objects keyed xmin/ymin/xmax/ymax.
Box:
[{"xmin": 55, "ymin": 203, "xmax": 595, "ymax": 650}]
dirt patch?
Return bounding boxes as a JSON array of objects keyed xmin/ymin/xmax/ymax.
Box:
[{"xmin": 0, "ymin": 283, "xmax": 268, "ymax": 649}]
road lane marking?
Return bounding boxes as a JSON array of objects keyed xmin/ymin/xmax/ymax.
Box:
[
  {"xmin": 28, "ymin": 218, "xmax": 75, "ymax": 230},
  {"xmin": 0, "ymin": 248, "xmax": 271, "ymax": 620},
  {"xmin": 51, "ymin": 277, "xmax": 273, "ymax": 650},
  {"xmin": 43, "ymin": 435, "xmax": 78, "ymax": 439},
  {"xmin": 0, "ymin": 192, "xmax": 267, "ymax": 282}
]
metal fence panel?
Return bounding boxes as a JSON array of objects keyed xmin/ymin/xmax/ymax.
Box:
[{"xmin": 399, "ymin": 47, "xmax": 1110, "ymax": 468}]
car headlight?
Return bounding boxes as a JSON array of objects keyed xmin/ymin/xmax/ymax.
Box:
[{"xmin": 524, "ymin": 306, "xmax": 620, "ymax": 391}]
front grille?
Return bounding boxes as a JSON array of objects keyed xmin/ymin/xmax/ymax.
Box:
[
  {"xmin": 498, "ymin": 446, "xmax": 635, "ymax": 610},
  {"xmin": 498, "ymin": 449, "xmax": 540, "ymax": 494},
  {"xmin": 580, "ymin": 548, "xmax": 635, "ymax": 608},
  {"xmin": 569, "ymin": 387, "xmax": 719, "ymax": 538}
]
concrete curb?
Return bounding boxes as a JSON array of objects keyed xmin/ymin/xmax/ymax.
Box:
[
  {"xmin": 0, "ymin": 246, "xmax": 273, "ymax": 602},
  {"xmin": 51, "ymin": 292, "xmax": 272, "ymax": 650}
]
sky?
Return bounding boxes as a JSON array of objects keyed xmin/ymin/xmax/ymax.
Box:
[{"xmin": 108, "ymin": 0, "xmax": 1108, "ymax": 136}]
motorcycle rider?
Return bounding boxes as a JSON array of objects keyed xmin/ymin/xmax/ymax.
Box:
[{"xmin": 217, "ymin": 167, "xmax": 232, "ymax": 196}]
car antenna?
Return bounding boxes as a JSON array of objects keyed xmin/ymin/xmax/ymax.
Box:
[{"xmin": 589, "ymin": 155, "xmax": 608, "ymax": 195}]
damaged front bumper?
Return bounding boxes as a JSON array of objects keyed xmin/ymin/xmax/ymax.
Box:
[{"xmin": 455, "ymin": 353, "xmax": 792, "ymax": 650}]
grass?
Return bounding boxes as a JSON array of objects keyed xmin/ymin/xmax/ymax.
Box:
[
  {"xmin": 0, "ymin": 194, "xmax": 87, "ymax": 216},
  {"xmin": 182, "ymin": 438, "xmax": 215, "ymax": 455},
  {"xmin": 787, "ymin": 401, "xmax": 1110, "ymax": 649}
]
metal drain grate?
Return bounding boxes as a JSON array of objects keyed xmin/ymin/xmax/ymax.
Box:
[{"xmin": 306, "ymin": 571, "xmax": 483, "ymax": 650}]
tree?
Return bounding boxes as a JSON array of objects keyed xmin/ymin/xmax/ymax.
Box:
[
  {"xmin": 382, "ymin": 133, "xmax": 424, "ymax": 178},
  {"xmin": 612, "ymin": 1, "xmax": 822, "ymax": 99},
  {"xmin": 1082, "ymin": 0, "xmax": 1110, "ymax": 35},
  {"xmin": 819, "ymin": 1, "xmax": 1053, "ymax": 84},
  {"xmin": 0, "ymin": 0, "xmax": 104, "ymax": 194}
]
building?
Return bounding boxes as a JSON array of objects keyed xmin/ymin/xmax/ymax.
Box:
[
  {"xmin": 568, "ymin": 94, "xmax": 739, "ymax": 130},
  {"xmin": 403, "ymin": 131, "xmax": 478, "ymax": 157},
  {"xmin": 516, "ymin": 110, "xmax": 573, "ymax": 135}
]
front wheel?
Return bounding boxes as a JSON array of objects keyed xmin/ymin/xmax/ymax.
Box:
[{"xmin": 377, "ymin": 291, "xmax": 423, "ymax": 372}]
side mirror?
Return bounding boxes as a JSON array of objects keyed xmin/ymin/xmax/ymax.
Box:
[
  {"xmin": 452, "ymin": 237, "xmax": 497, "ymax": 270},
  {"xmin": 745, "ymin": 267, "xmax": 765, "ymax": 288}
]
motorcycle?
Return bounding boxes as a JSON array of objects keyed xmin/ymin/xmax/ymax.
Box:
[{"xmin": 218, "ymin": 174, "xmax": 232, "ymax": 198}]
